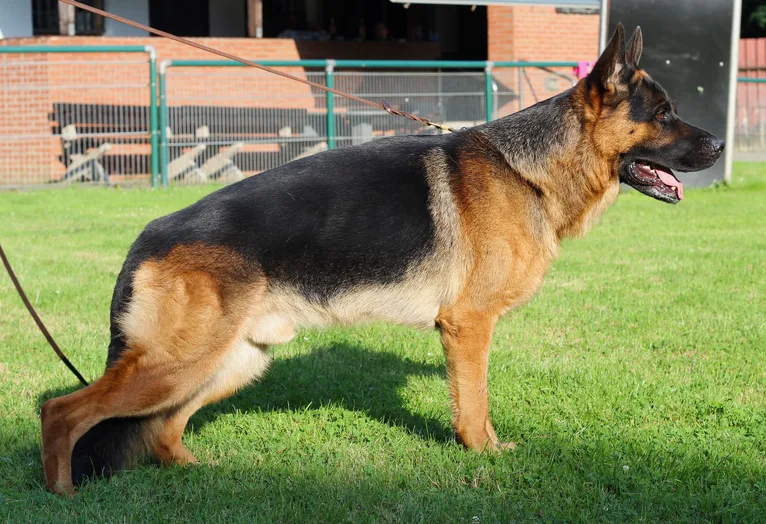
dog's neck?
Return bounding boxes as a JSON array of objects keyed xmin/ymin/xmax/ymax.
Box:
[{"xmin": 480, "ymin": 83, "xmax": 620, "ymax": 239}]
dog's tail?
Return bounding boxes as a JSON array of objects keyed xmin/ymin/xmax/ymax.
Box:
[
  {"xmin": 69, "ymin": 258, "xmax": 167, "ymax": 486},
  {"xmin": 70, "ymin": 415, "xmax": 163, "ymax": 485},
  {"xmin": 2, "ymin": 242, "xmax": 161, "ymax": 484}
]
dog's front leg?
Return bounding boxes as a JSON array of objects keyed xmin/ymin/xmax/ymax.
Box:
[{"xmin": 437, "ymin": 309, "xmax": 514, "ymax": 452}]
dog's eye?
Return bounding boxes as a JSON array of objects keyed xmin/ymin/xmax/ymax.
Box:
[{"xmin": 656, "ymin": 111, "xmax": 667, "ymax": 121}]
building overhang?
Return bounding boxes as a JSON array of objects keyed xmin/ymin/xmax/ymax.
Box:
[{"xmin": 390, "ymin": 0, "xmax": 599, "ymax": 8}]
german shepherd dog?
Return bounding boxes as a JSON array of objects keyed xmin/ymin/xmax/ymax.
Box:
[{"xmin": 41, "ymin": 24, "xmax": 724, "ymax": 494}]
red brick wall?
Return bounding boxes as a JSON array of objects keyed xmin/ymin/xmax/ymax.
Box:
[
  {"xmin": 487, "ymin": 6, "xmax": 599, "ymax": 116},
  {"xmin": 1, "ymin": 36, "xmax": 441, "ymax": 62},
  {"xmin": 1, "ymin": 21, "xmax": 599, "ymax": 185},
  {"xmin": 487, "ymin": 7, "xmax": 515, "ymax": 62},
  {"xmin": 0, "ymin": 36, "xmax": 445, "ymax": 185},
  {"xmin": 488, "ymin": 6, "xmax": 599, "ymax": 62},
  {"xmin": 0, "ymin": 53, "xmax": 54, "ymax": 183},
  {"xmin": 0, "ymin": 36, "xmax": 318, "ymax": 109},
  {"xmin": 736, "ymin": 38, "xmax": 766, "ymax": 145},
  {"xmin": 0, "ymin": 35, "xmax": 440, "ymax": 109},
  {"xmin": 0, "ymin": 38, "xmax": 293, "ymax": 184},
  {"xmin": 0, "ymin": 45, "xmax": 160, "ymax": 184}
]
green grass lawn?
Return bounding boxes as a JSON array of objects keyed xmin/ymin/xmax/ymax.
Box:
[{"xmin": 0, "ymin": 164, "xmax": 764, "ymax": 522}]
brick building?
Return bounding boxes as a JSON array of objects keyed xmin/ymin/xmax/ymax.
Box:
[
  {"xmin": 0, "ymin": 1, "xmax": 603, "ymax": 185},
  {"xmin": 1, "ymin": 1, "xmax": 602, "ymax": 64}
]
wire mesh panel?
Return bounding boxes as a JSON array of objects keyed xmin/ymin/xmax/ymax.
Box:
[
  {"xmin": 0, "ymin": 50, "xmax": 153, "ymax": 188},
  {"xmin": 735, "ymin": 79, "xmax": 766, "ymax": 153},
  {"xmin": 162, "ymin": 67, "xmax": 327, "ymax": 185},
  {"xmin": 492, "ymin": 65, "xmax": 577, "ymax": 119},
  {"xmin": 736, "ymin": 39, "xmax": 766, "ymax": 155},
  {"xmin": 160, "ymin": 61, "xmax": 578, "ymax": 187},
  {"xmin": 332, "ymin": 71, "xmax": 486, "ymax": 148}
]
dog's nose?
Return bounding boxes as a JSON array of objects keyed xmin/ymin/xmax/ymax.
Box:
[{"xmin": 707, "ymin": 136, "xmax": 725, "ymax": 155}]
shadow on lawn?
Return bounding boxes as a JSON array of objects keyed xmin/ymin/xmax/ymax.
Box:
[
  {"xmin": 37, "ymin": 342, "xmax": 453, "ymax": 445},
  {"xmin": 26, "ymin": 342, "xmax": 762, "ymax": 521},
  {"xmin": 191, "ymin": 342, "xmax": 452, "ymax": 441}
]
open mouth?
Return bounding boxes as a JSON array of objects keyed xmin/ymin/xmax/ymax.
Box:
[{"xmin": 625, "ymin": 161, "xmax": 684, "ymax": 204}]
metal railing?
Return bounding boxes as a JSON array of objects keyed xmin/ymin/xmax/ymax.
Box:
[
  {"xmin": 158, "ymin": 59, "xmax": 578, "ymax": 187},
  {"xmin": 0, "ymin": 49, "xmax": 578, "ymax": 189},
  {"xmin": 0, "ymin": 45, "xmax": 158, "ymax": 188}
]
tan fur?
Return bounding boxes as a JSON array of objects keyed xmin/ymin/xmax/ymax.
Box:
[
  {"xmin": 435, "ymin": 149, "xmax": 559, "ymax": 449},
  {"xmin": 153, "ymin": 340, "xmax": 271, "ymax": 465},
  {"xmin": 431, "ymin": 66, "xmax": 666, "ymax": 447},
  {"xmin": 247, "ymin": 149, "xmax": 470, "ymax": 336},
  {"xmin": 41, "ymin": 245, "xmax": 264, "ymax": 494},
  {"xmin": 41, "ymin": 35, "xmax": 660, "ymax": 491},
  {"xmin": 632, "ymin": 68, "xmax": 649, "ymax": 83}
]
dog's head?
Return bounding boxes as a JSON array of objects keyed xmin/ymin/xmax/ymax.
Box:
[{"xmin": 587, "ymin": 24, "xmax": 725, "ymax": 204}]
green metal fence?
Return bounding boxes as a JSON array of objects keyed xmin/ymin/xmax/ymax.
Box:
[
  {"xmin": 0, "ymin": 49, "xmax": 578, "ymax": 189},
  {"xmin": 158, "ymin": 59, "xmax": 578, "ymax": 187},
  {"xmin": 0, "ymin": 45, "xmax": 158, "ymax": 188}
]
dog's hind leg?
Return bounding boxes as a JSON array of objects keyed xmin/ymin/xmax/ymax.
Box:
[
  {"xmin": 40, "ymin": 350, "xmax": 233, "ymax": 495},
  {"xmin": 41, "ymin": 363, "xmax": 193, "ymax": 494},
  {"xmin": 40, "ymin": 257, "xmax": 262, "ymax": 495},
  {"xmin": 152, "ymin": 313, "xmax": 297, "ymax": 464},
  {"xmin": 152, "ymin": 340, "xmax": 271, "ymax": 466}
]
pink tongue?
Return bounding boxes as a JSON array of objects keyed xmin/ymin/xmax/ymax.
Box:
[{"xmin": 656, "ymin": 169, "xmax": 684, "ymax": 200}]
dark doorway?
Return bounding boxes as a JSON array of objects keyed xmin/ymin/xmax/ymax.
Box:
[
  {"xmin": 263, "ymin": 0, "xmax": 487, "ymax": 60},
  {"xmin": 451, "ymin": 5, "xmax": 487, "ymax": 60},
  {"xmin": 150, "ymin": 0, "xmax": 210, "ymax": 37}
]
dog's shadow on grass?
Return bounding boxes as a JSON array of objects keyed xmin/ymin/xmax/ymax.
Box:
[
  {"xmin": 38, "ymin": 342, "xmax": 453, "ymax": 446},
  {"xmin": 190, "ymin": 342, "xmax": 452, "ymax": 442},
  {"xmin": 27, "ymin": 343, "xmax": 763, "ymax": 520}
]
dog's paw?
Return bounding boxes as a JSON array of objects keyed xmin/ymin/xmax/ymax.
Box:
[{"xmin": 485, "ymin": 440, "xmax": 516, "ymax": 454}]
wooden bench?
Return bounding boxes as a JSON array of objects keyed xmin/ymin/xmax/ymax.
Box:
[
  {"xmin": 51, "ymin": 103, "xmax": 152, "ymax": 181},
  {"xmin": 50, "ymin": 103, "xmax": 337, "ymax": 183},
  {"xmin": 48, "ymin": 98, "xmax": 466, "ymax": 183},
  {"xmin": 60, "ymin": 125, "xmax": 112, "ymax": 183}
]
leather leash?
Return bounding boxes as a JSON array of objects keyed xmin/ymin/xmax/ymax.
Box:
[{"xmin": 0, "ymin": 244, "xmax": 89, "ymax": 386}]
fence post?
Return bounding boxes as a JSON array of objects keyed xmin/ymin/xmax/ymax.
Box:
[
  {"xmin": 484, "ymin": 61, "xmax": 494, "ymax": 124},
  {"xmin": 147, "ymin": 46, "xmax": 159, "ymax": 188},
  {"xmin": 325, "ymin": 59, "xmax": 336, "ymax": 149},
  {"xmin": 517, "ymin": 66, "xmax": 524, "ymax": 111},
  {"xmin": 159, "ymin": 60, "xmax": 170, "ymax": 188}
]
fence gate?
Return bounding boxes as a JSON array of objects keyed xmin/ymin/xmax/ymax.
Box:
[
  {"xmin": 737, "ymin": 38, "xmax": 766, "ymax": 157},
  {"xmin": 0, "ymin": 46, "xmax": 157, "ymax": 188}
]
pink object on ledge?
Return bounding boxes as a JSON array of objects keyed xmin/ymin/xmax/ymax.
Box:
[{"xmin": 573, "ymin": 60, "xmax": 596, "ymax": 79}]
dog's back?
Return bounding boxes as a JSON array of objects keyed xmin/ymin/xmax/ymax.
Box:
[{"xmin": 125, "ymin": 134, "xmax": 446, "ymax": 303}]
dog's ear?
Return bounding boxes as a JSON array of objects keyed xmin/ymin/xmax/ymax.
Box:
[
  {"xmin": 590, "ymin": 23, "xmax": 626, "ymax": 96},
  {"xmin": 626, "ymin": 26, "xmax": 643, "ymax": 68}
]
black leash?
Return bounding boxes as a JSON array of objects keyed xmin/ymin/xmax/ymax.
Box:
[{"xmin": 0, "ymin": 243, "xmax": 89, "ymax": 386}]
